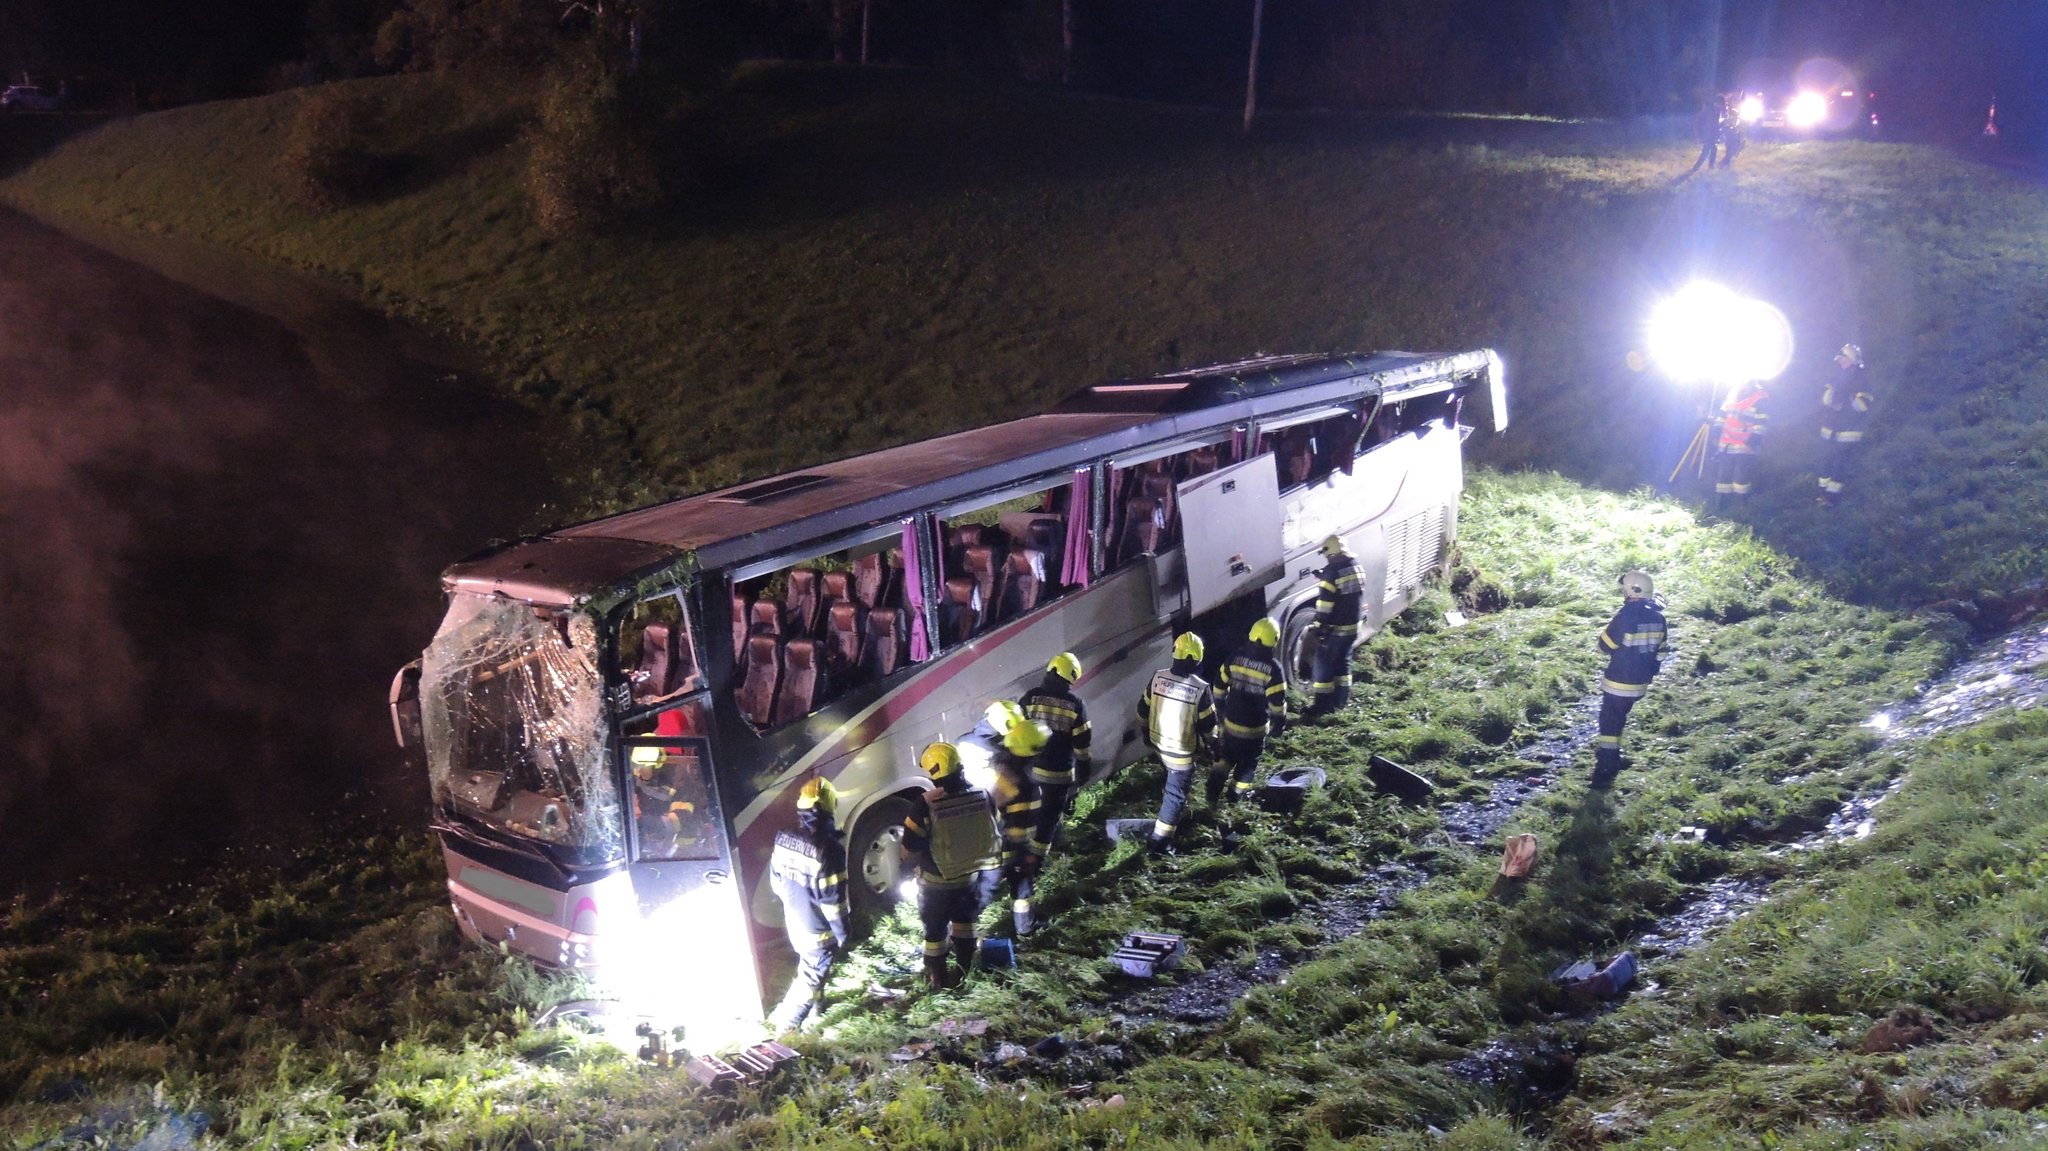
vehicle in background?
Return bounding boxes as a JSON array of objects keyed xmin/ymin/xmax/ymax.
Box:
[
  {"xmin": 390, "ymin": 348, "xmax": 1507, "ymax": 1037},
  {"xmin": 1733, "ymin": 57, "xmax": 1875, "ymax": 138},
  {"xmin": 1, "ymin": 84, "xmax": 63, "ymax": 112}
]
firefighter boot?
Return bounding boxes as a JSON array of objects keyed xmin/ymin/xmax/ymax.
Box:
[
  {"xmin": 1590, "ymin": 749, "xmax": 1622, "ymax": 791},
  {"xmin": 921, "ymin": 955, "xmax": 950, "ymax": 992},
  {"xmin": 951, "ymin": 942, "xmax": 976, "ymax": 986}
]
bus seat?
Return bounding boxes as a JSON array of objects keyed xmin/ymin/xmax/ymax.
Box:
[
  {"xmin": 825, "ymin": 602, "xmax": 865, "ymax": 679},
  {"xmin": 863, "ymin": 608, "xmax": 906, "ymax": 679},
  {"xmin": 964, "ymin": 545, "xmax": 1000, "ymax": 628},
  {"xmin": 750, "ymin": 600, "xmax": 782, "ymax": 640},
  {"xmin": 939, "ymin": 576, "xmax": 979, "ymax": 646},
  {"xmin": 946, "ymin": 524, "xmax": 983, "ymax": 575},
  {"xmin": 1116, "ymin": 496, "xmax": 1163, "ymax": 565},
  {"xmin": 820, "ymin": 570, "xmax": 853, "ymax": 618},
  {"xmin": 998, "ymin": 550, "xmax": 1043, "ymax": 621},
  {"xmin": 736, "ymin": 635, "xmax": 782, "ymax": 727},
  {"xmin": 775, "ymin": 639, "xmax": 827, "ymax": 724},
  {"xmin": 732, "ymin": 594, "xmax": 748, "ymax": 662},
  {"xmin": 633, "ymin": 623, "xmax": 682, "ymax": 700},
  {"xmin": 1141, "ymin": 472, "xmax": 1177, "ymax": 540},
  {"xmin": 1025, "ymin": 515, "xmax": 1063, "ymax": 558},
  {"xmin": 1182, "ymin": 446, "xmax": 1220, "ymax": 478},
  {"xmin": 1276, "ymin": 432, "xmax": 1315, "ymax": 488},
  {"xmin": 784, "ymin": 569, "xmax": 822, "ymax": 637},
  {"xmin": 851, "ymin": 552, "xmax": 884, "ymax": 609}
]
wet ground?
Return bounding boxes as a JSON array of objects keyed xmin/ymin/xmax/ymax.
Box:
[{"xmin": 0, "ymin": 207, "xmax": 554, "ymax": 895}]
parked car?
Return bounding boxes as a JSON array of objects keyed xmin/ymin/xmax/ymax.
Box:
[
  {"xmin": 1732, "ymin": 57, "xmax": 1875, "ymax": 138},
  {"xmin": 1, "ymin": 85, "xmax": 64, "ymax": 112}
]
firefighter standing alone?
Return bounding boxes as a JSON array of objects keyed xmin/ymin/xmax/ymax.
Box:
[
  {"xmin": 766, "ymin": 778, "xmax": 850, "ymax": 1032},
  {"xmin": 1593, "ymin": 570, "xmax": 1669, "ymax": 790},
  {"xmin": 901, "ymin": 742, "xmax": 1001, "ymax": 989},
  {"xmin": 1713, "ymin": 379, "xmax": 1770, "ymax": 514},
  {"xmin": 1303, "ymin": 535, "xmax": 1364, "ymax": 719},
  {"xmin": 1817, "ymin": 343, "xmax": 1873, "ymax": 504},
  {"xmin": 1139, "ymin": 631, "xmax": 1217, "ymax": 855}
]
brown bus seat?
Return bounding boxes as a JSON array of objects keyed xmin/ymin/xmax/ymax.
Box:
[
  {"xmin": 1116, "ymin": 496, "xmax": 1163, "ymax": 565},
  {"xmin": 851, "ymin": 552, "xmax": 884, "ymax": 609},
  {"xmin": 784, "ymin": 568, "xmax": 822, "ymax": 637},
  {"xmin": 750, "ymin": 600, "xmax": 782, "ymax": 640},
  {"xmin": 819, "ymin": 570, "xmax": 853, "ymax": 618},
  {"xmin": 824, "ymin": 602, "xmax": 864, "ymax": 679},
  {"xmin": 863, "ymin": 608, "xmax": 906, "ymax": 679},
  {"xmin": 997, "ymin": 550, "xmax": 1043, "ymax": 621},
  {"xmin": 632, "ymin": 623, "xmax": 684, "ymax": 700},
  {"xmin": 1024, "ymin": 515, "xmax": 1064, "ymax": 559},
  {"xmin": 939, "ymin": 576, "xmax": 979, "ymax": 647},
  {"xmin": 736, "ymin": 634, "xmax": 781, "ymax": 727},
  {"xmin": 732, "ymin": 594, "xmax": 748, "ymax": 662},
  {"xmin": 963, "ymin": 545, "xmax": 1000, "ymax": 629},
  {"xmin": 775, "ymin": 639, "xmax": 827, "ymax": 725},
  {"xmin": 1141, "ymin": 472, "xmax": 1178, "ymax": 542},
  {"xmin": 1181, "ymin": 446, "xmax": 1220, "ymax": 479},
  {"xmin": 945, "ymin": 524, "xmax": 983, "ymax": 575}
]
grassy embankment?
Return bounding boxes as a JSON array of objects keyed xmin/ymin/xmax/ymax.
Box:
[{"xmin": 4, "ymin": 67, "xmax": 2048, "ymax": 1148}]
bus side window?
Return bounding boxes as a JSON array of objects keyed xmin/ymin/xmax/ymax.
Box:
[
  {"xmin": 618, "ymin": 589, "xmax": 701, "ymax": 705},
  {"xmin": 727, "ymin": 535, "xmax": 913, "ymax": 732},
  {"xmin": 937, "ymin": 481, "xmax": 1074, "ymax": 645},
  {"xmin": 624, "ymin": 702, "xmax": 718, "ymax": 862}
]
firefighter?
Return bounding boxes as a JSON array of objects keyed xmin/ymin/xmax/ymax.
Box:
[
  {"xmin": 1018, "ymin": 653, "xmax": 1092, "ymax": 916},
  {"xmin": 1302, "ymin": 535, "xmax": 1364, "ymax": 719},
  {"xmin": 1208, "ymin": 617, "xmax": 1287, "ymax": 806},
  {"xmin": 1138, "ymin": 631, "xmax": 1217, "ymax": 854},
  {"xmin": 961, "ymin": 698, "xmax": 1024, "ymax": 764},
  {"xmin": 1593, "ymin": 570, "xmax": 1669, "ymax": 790},
  {"xmin": 1817, "ymin": 343, "xmax": 1873, "ymax": 504},
  {"xmin": 990, "ymin": 719, "xmax": 1047, "ymax": 935},
  {"xmin": 1712, "ymin": 379, "xmax": 1770, "ymax": 514},
  {"xmin": 901, "ymin": 742, "xmax": 1001, "ymax": 989},
  {"xmin": 766, "ymin": 777, "xmax": 850, "ymax": 1032}
]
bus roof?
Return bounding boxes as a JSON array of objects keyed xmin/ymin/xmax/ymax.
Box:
[{"xmin": 449, "ymin": 349, "xmax": 1499, "ymax": 603}]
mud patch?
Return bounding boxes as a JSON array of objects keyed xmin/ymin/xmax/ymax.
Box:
[{"xmin": 1446, "ymin": 1032, "xmax": 1579, "ymax": 1111}]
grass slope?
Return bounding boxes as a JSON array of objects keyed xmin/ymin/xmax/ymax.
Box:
[
  {"xmin": 2, "ymin": 66, "xmax": 2046, "ymax": 607},
  {"xmin": 12, "ymin": 472, "xmax": 2036, "ymax": 1150}
]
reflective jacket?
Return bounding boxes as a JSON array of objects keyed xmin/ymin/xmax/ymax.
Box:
[
  {"xmin": 769, "ymin": 818, "xmax": 849, "ymax": 951},
  {"xmin": 903, "ymin": 785, "xmax": 998, "ymax": 886},
  {"xmin": 1218, "ymin": 645, "xmax": 1286, "ymax": 741},
  {"xmin": 1718, "ymin": 384, "xmax": 1769, "ymax": 453},
  {"xmin": 1598, "ymin": 597, "xmax": 1669, "ymax": 698},
  {"xmin": 1139, "ymin": 661, "xmax": 1215, "ymax": 760},
  {"xmin": 1019, "ymin": 674, "xmax": 1092, "ymax": 785},
  {"xmin": 990, "ymin": 752, "xmax": 1040, "ymax": 869},
  {"xmin": 1315, "ymin": 552, "xmax": 1365, "ymax": 637},
  {"xmin": 1820, "ymin": 367, "xmax": 1873, "ymax": 443}
]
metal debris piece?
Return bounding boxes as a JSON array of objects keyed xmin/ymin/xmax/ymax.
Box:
[
  {"xmin": 684, "ymin": 1054, "xmax": 745, "ymax": 1087},
  {"xmin": 935, "ymin": 1018, "xmax": 990, "ymax": 1037},
  {"xmin": 1105, "ymin": 818, "xmax": 1157, "ymax": 845},
  {"xmin": 729, "ymin": 1041, "xmax": 800, "ymax": 1077},
  {"xmin": 1258, "ymin": 764, "xmax": 1328, "ymax": 815},
  {"xmin": 1112, "ymin": 931, "xmax": 1185, "ymax": 978},
  {"xmin": 1366, "ymin": 754, "xmax": 1436, "ymax": 804},
  {"xmin": 888, "ymin": 1040, "xmax": 935, "ymax": 1063}
]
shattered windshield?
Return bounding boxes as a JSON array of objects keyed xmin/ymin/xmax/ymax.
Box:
[{"xmin": 420, "ymin": 594, "xmax": 623, "ymax": 858}]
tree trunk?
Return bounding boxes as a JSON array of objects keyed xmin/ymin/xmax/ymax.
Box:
[{"xmin": 1242, "ymin": 0, "xmax": 1264, "ymax": 133}]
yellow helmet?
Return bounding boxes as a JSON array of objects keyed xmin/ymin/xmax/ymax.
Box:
[
  {"xmin": 1248, "ymin": 617, "xmax": 1281, "ymax": 647},
  {"xmin": 920, "ymin": 741, "xmax": 963, "ymax": 781},
  {"xmin": 796, "ymin": 777, "xmax": 837, "ymax": 816},
  {"xmin": 1047, "ymin": 651, "xmax": 1083, "ymax": 684},
  {"xmin": 1003, "ymin": 720, "xmax": 1051, "ymax": 758},
  {"xmin": 1321, "ymin": 534, "xmax": 1347, "ymax": 556},
  {"xmin": 983, "ymin": 699, "xmax": 1024, "ymax": 735},
  {"xmin": 629, "ymin": 744, "xmax": 661, "ymax": 779},
  {"xmin": 1172, "ymin": 632, "xmax": 1205, "ymax": 662}
]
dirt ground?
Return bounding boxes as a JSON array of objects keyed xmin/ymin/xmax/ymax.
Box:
[{"xmin": 0, "ymin": 207, "xmax": 553, "ymax": 895}]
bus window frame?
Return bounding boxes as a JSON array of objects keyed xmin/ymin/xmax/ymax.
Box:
[{"xmin": 618, "ymin": 715, "xmax": 724, "ymax": 865}]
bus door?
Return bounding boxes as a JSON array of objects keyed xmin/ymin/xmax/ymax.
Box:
[{"xmin": 1177, "ymin": 452, "xmax": 1284, "ymax": 618}]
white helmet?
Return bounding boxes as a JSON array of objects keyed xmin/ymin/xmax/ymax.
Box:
[
  {"xmin": 1619, "ymin": 570, "xmax": 1654, "ymax": 598},
  {"xmin": 1838, "ymin": 343, "xmax": 1863, "ymax": 366}
]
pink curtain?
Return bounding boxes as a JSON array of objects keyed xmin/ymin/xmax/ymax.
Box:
[
  {"xmin": 901, "ymin": 519, "xmax": 930, "ymax": 662},
  {"xmin": 1061, "ymin": 469, "xmax": 1092, "ymax": 588}
]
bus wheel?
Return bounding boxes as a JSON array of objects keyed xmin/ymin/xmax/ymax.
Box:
[
  {"xmin": 849, "ymin": 794, "xmax": 915, "ymax": 930},
  {"xmin": 1280, "ymin": 607, "xmax": 1318, "ymax": 692}
]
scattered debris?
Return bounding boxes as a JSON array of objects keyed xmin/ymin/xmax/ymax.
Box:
[
  {"xmin": 1444, "ymin": 609, "xmax": 1470, "ymax": 627},
  {"xmin": 684, "ymin": 1041, "xmax": 798, "ymax": 1086},
  {"xmin": 1112, "ymin": 932, "xmax": 1185, "ymax": 978},
  {"xmin": 1861, "ymin": 1006, "xmax": 1939, "ymax": 1053},
  {"xmin": 991, "ymin": 1042, "xmax": 1031, "ymax": 1065},
  {"xmin": 1258, "ymin": 764, "xmax": 1327, "ymax": 815},
  {"xmin": 1551, "ymin": 952, "xmax": 1638, "ymax": 1001},
  {"xmin": 683, "ymin": 1053, "xmax": 745, "ymax": 1087},
  {"xmin": 1031, "ymin": 1033, "xmax": 1068, "ymax": 1058},
  {"xmin": 888, "ymin": 1040, "xmax": 935, "ymax": 1063},
  {"xmin": 1366, "ymin": 754, "xmax": 1436, "ymax": 804},
  {"xmin": 978, "ymin": 937, "xmax": 1017, "ymax": 968},
  {"xmin": 1105, "ymin": 818, "xmax": 1157, "ymax": 845},
  {"xmin": 934, "ymin": 1018, "xmax": 990, "ymax": 1037},
  {"xmin": 1498, "ymin": 833, "xmax": 1539, "ymax": 877}
]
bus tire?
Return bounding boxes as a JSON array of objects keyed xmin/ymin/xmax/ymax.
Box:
[
  {"xmin": 1280, "ymin": 606, "xmax": 1318, "ymax": 692},
  {"xmin": 848, "ymin": 793, "xmax": 916, "ymax": 932}
]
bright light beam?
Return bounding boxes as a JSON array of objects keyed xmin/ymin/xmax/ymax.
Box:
[
  {"xmin": 1786, "ymin": 91, "xmax": 1828, "ymax": 129},
  {"xmin": 1646, "ymin": 282, "xmax": 1794, "ymax": 386}
]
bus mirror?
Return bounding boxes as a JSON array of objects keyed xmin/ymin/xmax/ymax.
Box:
[{"xmin": 390, "ymin": 660, "xmax": 424, "ymax": 752}]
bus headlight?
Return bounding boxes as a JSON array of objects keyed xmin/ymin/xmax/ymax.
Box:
[{"xmin": 1786, "ymin": 91, "xmax": 1828, "ymax": 129}]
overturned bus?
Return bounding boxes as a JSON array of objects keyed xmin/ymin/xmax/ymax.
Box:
[{"xmin": 391, "ymin": 349, "xmax": 1506, "ymax": 1043}]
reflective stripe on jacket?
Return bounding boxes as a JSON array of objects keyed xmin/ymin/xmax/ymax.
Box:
[
  {"xmin": 1141, "ymin": 667, "xmax": 1214, "ymax": 759},
  {"xmin": 1219, "ymin": 647, "xmax": 1285, "ymax": 740},
  {"xmin": 1718, "ymin": 385, "xmax": 1769, "ymax": 453},
  {"xmin": 1020, "ymin": 681, "xmax": 1092, "ymax": 784},
  {"xmin": 1315, "ymin": 553, "xmax": 1364, "ymax": 637},
  {"xmin": 904, "ymin": 786, "xmax": 998, "ymax": 884},
  {"xmin": 769, "ymin": 825, "xmax": 848, "ymax": 945}
]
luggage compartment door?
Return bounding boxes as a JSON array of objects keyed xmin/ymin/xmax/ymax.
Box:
[{"xmin": 1178, "ymin": 453, "xmax": 1284, "ymax": 618}]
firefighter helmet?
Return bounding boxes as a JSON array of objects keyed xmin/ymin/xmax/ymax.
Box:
[
  {"xmin": 1248, "ymin": 617, "xmax": 1281, "ymax": 647},
  {"xmin": 983, "ymin": 699, "xmax": 1024, "ymax": 735},
  {"xmin": 1838, "ymin": 343, "xmax": 1863, "ymax": 365},
  {"xmin": 1003, "ymin": 719, "xmax": 1051, "ymax": 758},
  {"xmin": 796, "ymin": 777, "xmax": 837, "ymax": 816},
  {"xmin": 1046, "ymin": 651, "xmax": 1083, "ymax": 684},
  {"xmin": 1321, "ymin": 534, "xmax": 1347, "ymax": 556},
  {"xmin": 629, "ymin": 743, "xmax": 661, "ymax": 779},
  {"xmin": 920, "ymin": 741, "xmax": 963, "ymax": 781},
  {"xmin": 1172, "ymin": 631, "xmax": 1205, "ymax": 662},
  {"xmin": 1619, "ymin": 570, "xmax": 1655, "ymax": 599}
]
